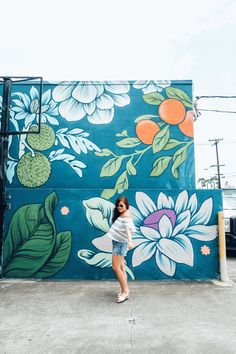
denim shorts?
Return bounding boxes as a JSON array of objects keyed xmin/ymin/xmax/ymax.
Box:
[{"xmin": 112, "ymin": 240, "xmax": 128, "ymax": 256}]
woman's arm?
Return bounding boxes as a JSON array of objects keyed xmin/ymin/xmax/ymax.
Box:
[{"xmin": 126, "ymin": 229, "xmax": 134, "ymax": 249}]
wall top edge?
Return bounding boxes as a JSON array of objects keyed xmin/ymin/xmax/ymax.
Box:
[{"xmin": 0, "ymin": 79, "xmax": 193, "ymax": 86}]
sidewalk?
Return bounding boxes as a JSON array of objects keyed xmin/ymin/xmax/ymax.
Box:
[{"xmin": 0, "ymin": 259, "xmax": 236, "ymax": 354}]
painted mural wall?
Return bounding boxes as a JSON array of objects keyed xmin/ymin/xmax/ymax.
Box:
[{"xmin": 0, "ymin": 80, "xmax": 222, "ymax": 280}]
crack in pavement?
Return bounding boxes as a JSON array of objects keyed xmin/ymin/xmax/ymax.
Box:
[{"xmin": 128, "ymin": 296, "xmax": 138, "ymax": 354}]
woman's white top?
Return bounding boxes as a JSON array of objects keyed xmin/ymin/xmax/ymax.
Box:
[{"xmin": 106, "ymin": 217, "xmax": 136, "ymax": 243}]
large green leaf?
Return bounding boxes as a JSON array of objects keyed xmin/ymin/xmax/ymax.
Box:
[
  {"xmin": 116, "ymin": 137, "xmax": 141, "ymax": 148},
  {"xmin": 100, "ymin": 156, "xmax": 124, "ymax": 177},
  {"xmin": 126, "ymin": 158, "xmax": 137, "ymax": 176},
  {"xmin": 163, "ymin": 139, "xmax": 183, "ymax": 151},
  {"xmin": 95, "ymin": 148, "xmax": 114, "ymax": 157},
  {"xmin": 115, "ymin": 171, "xmax": 129, "ymax": 194},
  {"xmin": 3, "ymin": 192, "xmax": 57, "ymax": 277},
  {"xmin": 143, "ymin": 92, "xmax": 165, "ymax": 105},
  {"xmin": 101, "ymin": 188, "xmax": 117, "ymax": 200},
  {"xmin": 83, "ymin": 197, "xmax": 114, "ymax": 232},
  {"xmin": 134, "ymin": 114, "xmax": 158, "ymax": 123},
  {"xmin": 171, "ymin": 145, "xmax": 188, "ymax": 178},
  {"xmin": 34, "ymin": 231, "xmax": 72, "ymax": 278},
  {"xmin": 150, "ymin": 156, "xmax": 172, "ymax": 176},
  {"xmin": 78, "ymin": 249, "xmax": 135, "ymax": 279},
  {"xmin": 152, "ymin": 126, "xmax": 170, "ymax": 153},
  {"xmin": 166, "ymin": 87, "xmax": 192, "ymax": 108}
]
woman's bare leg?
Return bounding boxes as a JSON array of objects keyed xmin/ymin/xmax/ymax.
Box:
[{"xmin": 112, "ymin": 255, "xmax": 129, "ymax": 294}]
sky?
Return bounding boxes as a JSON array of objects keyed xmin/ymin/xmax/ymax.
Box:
[{"xmin": 1, "ymin": 0, "xmax": 236, "ymax": 187}]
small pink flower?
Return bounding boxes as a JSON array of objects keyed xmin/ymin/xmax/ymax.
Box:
[
  {"xmin": 201, "ymin": 245, "xmax": 210, "ymax": 256},
  {"xmin": 61, "ymin": 206, "xmax": 70, "ymax": 215}
]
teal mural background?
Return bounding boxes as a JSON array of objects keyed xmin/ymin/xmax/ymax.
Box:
[{"xmin": 0, "ymin": 80, "xmax": 222, "ymax": 280}]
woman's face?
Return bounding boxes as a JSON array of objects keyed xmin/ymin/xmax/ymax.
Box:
[{"xmin": 117, "ymin": 201, "xmax": 127, "ymax": 213}]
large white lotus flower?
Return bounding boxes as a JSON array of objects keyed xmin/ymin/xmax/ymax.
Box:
[
  {"xmin": 130, "ymin": 191, "xmax": 217, "ymax": 276},
  {"xmin": 52, "ymin": 81, "xmax": 130, "ymax": 124},
  {"xmin": 11, "ymin": 86, "xmax": 59, "ymax": 126},
  {"xmin": 83, "ymin": 191, "xmax": 217, "ymax": 277},
  {"xmin": 133, "ymin": 80, "xmax": 171, "ymax": 94}
]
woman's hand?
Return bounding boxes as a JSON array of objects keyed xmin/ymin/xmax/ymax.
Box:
[{"xmin": 128, "ymin": 241, "xmax": 134, "ymax": 250}]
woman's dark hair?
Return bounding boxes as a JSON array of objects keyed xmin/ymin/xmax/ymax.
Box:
[{"xmin": 112, "ymin": 196, "xmax": 129, "ymax": 223}]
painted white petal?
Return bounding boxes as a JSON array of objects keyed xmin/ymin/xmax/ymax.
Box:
[
  {"xmin": 159, "ymin": 215, "xmax": 173, "ymax": 238},
  {"xmin": 172, "ymin": 210, "xmax": 191, "ymax": 236},
  {"xmin": 156, "ymin": 235, "xmax": 194, "ymax": 266},
  {"xmin": 155, "ymin": 248, "xmax": 176, "ymax": 276},
  {"xmin": 110, "ymin": 93, "xmax": 130, "ymax": 107},
  {"xmin": 83, "ymin": 101, "xmax": 96, "ymax": 115},
  {"xmin": 42, "ymin": 89, "xmax": 51, "ymax": 105},
  {"xmin": 83, "ymin": 197, "xmax": 114, "ymax": 232},
  {"xmin": 191, "ymin": 198, "xmax": 213, "ymax": 225},
  {"xmin": 15, "ymin": 112, "xmax": 28, "ymax": 120},
  {"xmin": 59, "ymin": 98, "xmax": 85, "ymax": 121},
  {"xmin": 157, "ymin": 192, "xmax": 174, "ymax": 209},
  {"xmin": 72, "ymin": 83, "xmax": 97, "ymax": 103},
  {"xmin": 132, "ymin": 238, "xmax": 147, "ymax": 247},
  {"xmin": 185, "ymin": 225, "xmax": 217, "ymax": 240},
  {"xmin": 132, "ymin": 241, "xmax": 156, "ymax": 267},
  {"xmin": 11, "ymin": 106, "xmax": 23, "ymax": 113},
  {"xmin": 87, "ymin": 108, "xmax": 114, "ymax": 124},
  {"xmin": 153, "ymin": 80, "xmax": 171, "ymax": 89},
  {"xmin": 129, "ymin": 206, "xmax": 143, "ymax": 227},
  {"xmin": 140, "ymin": 226, "xmax": 161, "ymax": 241},
  {"xmin": 187, "ymin": 193, "xmax": 198, "ymax": 215},
  {"xmin": 52, "ymin": 82, "xmax": 74, "ymax": 102},
  {"xmin": 135, "ymin": 192, "xmax": 156, "ymax": 217},
  {"xmin": 92, "ymin": 234, "xmax": 113, "ymax": 253},
  {"xmin": 143, "ymin": 83, "xmax": 158, "ymax": 94},
  {"xmin": 12, "ymin": 99, "xmax": 25, "ymax": 109},
  {"xmin": 104, "ymin": 82, "xmax": 130, "ymax": 94},
  {"xmin": 25, "ymin": 113, "xmax": 36, "ymax": 127},
  {"xmin": 30, "ymin": 86, "xmax": 39, "ymax": 100},
  {"xmin": 133, "ymin": 81, "xmax": 148, "ymax": 89},
  {"xmin": 175, "ymin": 190, "xmax": 188, "ymax": 214},
  {"xmin": 46, "ymin": 115, "xmax": 59, "ymax": 125},
  {"xmin": 96, "ymin": 94, "xmax": 114, "ymax": 110},
  {"xmin": 94, "ymin": 83, "xmax": 104, "ymax": 97}
]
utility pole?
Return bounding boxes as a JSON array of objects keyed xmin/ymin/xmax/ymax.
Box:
[{"xmin": 209, "ymin": 138, "xmax": 224, "ymax": 189}]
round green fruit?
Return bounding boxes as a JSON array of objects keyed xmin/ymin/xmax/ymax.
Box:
[
  {"xmin": 27, "ymin": 124, "xmax": 55, "ymax": 151},
  {"xmin": 17, "ymin": 152, "xmax": 51, "ymax": 188}
]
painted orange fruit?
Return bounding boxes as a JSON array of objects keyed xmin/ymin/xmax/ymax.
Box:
[
  {"xmin": 158, "ymin": 98, "xmax": 186, "ymax": 125},
  {"xmin": 136, "ymin": 120, "xmax": 160, "ymax": 145},
  {"xmin": 178, "ymin": 110, "xmax": 194, "ymax": 137}
]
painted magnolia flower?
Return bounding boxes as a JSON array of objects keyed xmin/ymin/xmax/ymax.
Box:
[
  {"xmin": 201, "ymin": 245, "xmax": 210, "ymax": 256},
  {"xmin": 61, "ymin": 206, "xmax": 70, "ymax": 215},
  {"xmin": 52, "ymin": 81, "xmax": 130, "ymax": 124},
  {"xmin": 11, "ymin": 86, "xmax": 59, "ymax": 127},
  {"xmin": 83, "ymin": 191, "xmax": 217, "ymax": 277},
  {"xmin": 133, "ymin": 80, "xmax": 171, "ymax": 94}
]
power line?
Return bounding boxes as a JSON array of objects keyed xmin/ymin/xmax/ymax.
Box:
[{"xmin": 198, "ymin": 108, "xmax": 236, "ymax": 114}]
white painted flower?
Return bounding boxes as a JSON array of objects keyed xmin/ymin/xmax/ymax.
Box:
[
  {"xmin": 130, "ymin": 191, "xmax": 217, "ymax": 276},
  {"xmin": 52, "ymin": 81, "xmax": 130, "ymax": 124},
  {"xmin": 83, "ymin": 191, "xmax": 217, "ymax": 277},
  {"xmin": 11, "ymin": 86, "xmax": 59, "ymax": 126},
  {"xmin": 133, "ymin": 80, "xmax": 171, "ymax": 94}
]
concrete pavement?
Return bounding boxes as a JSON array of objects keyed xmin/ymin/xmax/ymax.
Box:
[{"xmin": 0, "ymin": 257, "xmax": 236, "ymax": 354}]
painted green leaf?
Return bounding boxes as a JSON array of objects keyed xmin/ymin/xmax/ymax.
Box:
[
  {"xmin": 34, "ymin": 231, "xmax": 72, "ymax": 278},
  {"xmin": 115, "ymin": 130, "xmax": 128, "ymax": 137},
  {"xmin": 126, "ymin": 158, "xmax": 137, "ymax": 176},
  {"xmin": 134, "ymin": 114, "xmax": 158, "ymax": 123},
  {"xmin": 95, "ymin": 148, "xmax": 114, "ymax": 157},
  {"xmin": 171, "ymin": 145, "xmax": 188, "ymax": 178},
  {"xmin": 78, "ymin": 249, "xmax": 135, "ymax": 279},
  {"xmin": 163, "ymin": 139, "xmax": 183, "ymax": 151},
  {"xmin": 116, "ymin": 137, "xmax": 141, "ymax": 148},
  {"xmin": 101, "ymin": 188, "xmax": 117, "ymax": 200},
  {"xmin": 82, "ymin": 197, "xmax": 114, "ymax": 232},
  {"xmin": 152, "ymin": 126, "xmax": 170, "ymax": 153},
  {"xmin": 3, "ymin": 192, "xmax": 57, "ymax": 277},
  {"xmin": 150, "ymin": 156, "xmax": 172, "ymax": 176},
  {"xmin": 143, "ymin": 92, "xmax": 165, "ymax": 105},
  {"xmin": 115, "ymin": 171, "xmax": 129, "ymax": 194},
  {"xmin": 166, "ymin": 87, "xmax": 192, "ymax": 108},
  {"xmin": 100, "ymin": 156, "xmax": 123, "ymax": 177}
]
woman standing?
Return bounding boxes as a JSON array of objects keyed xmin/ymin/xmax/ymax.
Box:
[{"xmin": 106, "ymin": 196, "xmax": 135, "ymax": 303}]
